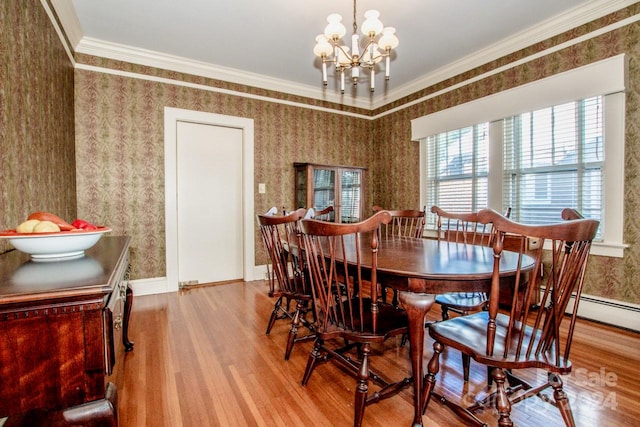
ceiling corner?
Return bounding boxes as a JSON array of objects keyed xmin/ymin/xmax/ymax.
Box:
[{"xmin": 49, "ymin": 0, "xmax": 84, "ymax": 49}]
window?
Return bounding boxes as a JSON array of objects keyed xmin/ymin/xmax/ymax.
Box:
[
  {"xmin": 425, "ymin": 96, "xmax": 604, "ymax": 240},
  {"xmin": 340, "ymin": 170, "xmax": 362, "ymax": 223},
  {"xmin": 420, "ymin": 92, "xmax": 626, "ymax": 256},
  {"xmin": 503, "ymin": 97, "xmax": 604, "ymax": 238},
  {"xmin": 414, "ymin": 56, "xmax": 626, "ymax": 257},
  {"xmin": 425, "ymin": 124, "xmax": 488, "ymax": 227},
  {"xmin": 312, "ymin": 168, "xmax": 336, "ymax": 210}
]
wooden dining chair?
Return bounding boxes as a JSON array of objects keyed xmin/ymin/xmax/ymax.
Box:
[
  {"xmin": 313, "ymin": 205, "xmax": 334, "ymax": 221},
  {"xmin": 261, "ymin": 206, "xmax": 280, "ymax": 297},
  {"xmin": 423, "ymin": 208, "xmax": 599, "ymax": 427},
  {"xmin": 257, "ymin": 208, "xmax": 315, "ymax": 360},
  {"xmin": 372, "ymin": 205, "xmax": 426, "ymax": 306},
  {"xmin": 304, "ymin": 205, "xmax": 334, "ymax": 221},
  {"xmin": 561, "ymin": 207, "xmax": 584, "ymax": 220},
  {"xmin": 431, "ymin": 205, "xmax": 512, "ymax": 321},
  {"xmin": 430, "ymin": 205, "xmax": 511, "ymax": 382},
  {"xmin": 372, "ymin": 205, "xmax": 426, "ymax": 239},
  {"xmin": 299, "ymin": 211, "xmax": 412, "ymax": 427}
]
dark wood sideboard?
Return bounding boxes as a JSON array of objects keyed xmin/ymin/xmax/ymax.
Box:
[{"xmin": 0, "ymin": 236, "xmax": 133, "ymax": 426}]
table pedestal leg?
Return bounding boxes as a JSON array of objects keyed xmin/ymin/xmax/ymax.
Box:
[{"xmin": 399, "ymin": 291, "xmax": 435, "ymax": 427}]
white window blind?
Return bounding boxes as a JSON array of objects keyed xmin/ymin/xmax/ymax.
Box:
[
  {"xmin": 503, "ymin": 96, "xmax": 603, "ymax": 239},
  {"xmin": 340, "ymin": 170, "xmax": 362, "ymax": 223},
  {"xmin": 425, "ymin": 124, "xmax": 488, "ymax": 227},
  {"xmin": 312, "ymin": 169, "xmax": 335, "ymax": 211},
  {"xmin": 416, "ymin": 56, "xmax": 626, "ymax": 256}
]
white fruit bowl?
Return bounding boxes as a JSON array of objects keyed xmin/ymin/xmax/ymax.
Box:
[{"xmin": 0, "ymin": 227, "xmax": 111, "ymax": 261}]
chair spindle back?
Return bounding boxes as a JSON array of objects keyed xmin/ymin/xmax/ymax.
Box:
[
  {"xmin": 257, "ymin": 208, "xmax": 308, "ymax": 297},
  {"xmin": 477, "ymin": 209, "xmax": 599, "ymax": 369},
  {"xmin": 373, "ymin": 206, "xmax": 426, "ymax": 239},
  {"xmin": 300, "ymin": 211, "xmax": 392, "ymax": 337},
  {"xmin": 431, "ymin": 206, "xmax": 511, "ymax": 246}
]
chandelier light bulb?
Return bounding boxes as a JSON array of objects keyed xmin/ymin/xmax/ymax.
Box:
[
  {"xmin": 313, "ymin": 35, "xmax": 333, "ymax": 57},
  {"xmin": 361, "ymin": 10, "xmax": 383, "ymax": 37},
  {"xmin": 378, "ymin": 27, "xmax": 399, "ymax": 51},
  {"xmin": 324, "ymin": 13, "xmax": 346, "ymax": 40}
]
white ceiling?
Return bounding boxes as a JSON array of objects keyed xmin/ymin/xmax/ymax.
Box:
[{"xmin": 60, "ymin": 0, "xmax": 631, "ymax": 109}]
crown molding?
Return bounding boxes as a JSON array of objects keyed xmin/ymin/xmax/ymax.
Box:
[
  {"xmin": 74, "ymin": 38, "xmax": 378, "ymax": 111},
  {"xmin": 39, "ymin": 0, "xmax": 75, "ymax": 65},
  {"xmin": 375, "ymin": 0, "xmax": 638, "ymax": 109},
  {"xmin": 58, "ymin": 0, "xmax": 636, "ymax": 112},
  {"xmin": 75, "ymin": 62, "xmax": 373, "ymax": 121},
  {"xmin": 49, "ymin": 0, "xmax": 83, "ymax": 49}
]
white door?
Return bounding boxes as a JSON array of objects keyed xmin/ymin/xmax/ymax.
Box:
[{"xmin": 176, "ymin": 121, "xmax": 243, "ymax": 285}]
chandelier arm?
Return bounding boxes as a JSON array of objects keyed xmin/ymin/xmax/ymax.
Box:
[
  {"xmin": 367, "ymin": 52, "xmax": 388, "ymax": 62},
  {"xmin": 322, "ymin": 54, "xmax": 338, "ymax": 66},
  {"xmin": 329, "ymin": 40, "xmax": 385, "ymax": 69},
  {"xmin": 329, "ymin": 42, "xmax": 356, "ymax": 68},
  {"xmin": 360, "ymin": 39, "xmax": 389, "ymax": 63}
]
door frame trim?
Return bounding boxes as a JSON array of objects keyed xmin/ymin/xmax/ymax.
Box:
[{"xmin": 164, "ymin": 107, "xmax": 255, "ymax": 293}]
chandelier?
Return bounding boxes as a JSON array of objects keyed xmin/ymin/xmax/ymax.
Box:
[{"xmin": 313, "ymin": 0, "xmax": 399, "ymax": 94}]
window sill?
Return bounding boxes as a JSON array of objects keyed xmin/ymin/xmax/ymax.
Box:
[
  {"xmin": 589, "ymin": 241, "xmax": 627, "ymax": 258},
  {"xmin": 545, "ymin": 240, "xmax": 627, "ymax": 258}
]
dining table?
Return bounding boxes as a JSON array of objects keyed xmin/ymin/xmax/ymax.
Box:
[{"xmin": 334, "ymin": 233, "xmax": 534, "ymax": 427}]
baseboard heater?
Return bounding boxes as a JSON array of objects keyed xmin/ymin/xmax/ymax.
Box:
[{"xmin": 565, "ymin": 293, "xmax": 640, "ymax": 332}]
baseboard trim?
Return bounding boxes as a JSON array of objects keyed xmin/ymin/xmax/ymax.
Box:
[
  {"xmin": 130, "ymin": 265, "xmax": 268, "ymax": 297},
  {"xmin": 130, "ymin": 277, "xmax": 170, "ymax": 296}
]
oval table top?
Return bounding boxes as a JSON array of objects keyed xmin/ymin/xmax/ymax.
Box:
[{"xmin": 332, "ymin": 234, "xmax": 533, "ymax": 293}]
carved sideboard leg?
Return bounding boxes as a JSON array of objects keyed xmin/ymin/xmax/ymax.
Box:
[
  {"xmin": 62, "ymin": 382, "xmax": 118, "ymax": 427},
  {"xmin": 123, "ymin": 285, "xmax": 134, "ymax": 352}
]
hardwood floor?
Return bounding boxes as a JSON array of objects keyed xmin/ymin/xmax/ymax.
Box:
[{"xmin": 116, "ymin": 281, "xmax": 640, "ymax": 426}]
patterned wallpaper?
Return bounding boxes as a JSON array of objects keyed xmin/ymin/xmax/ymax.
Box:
[
  {"xmin": 74, "ymin": 69, "xmax": 373, "ymax": 278},
  {"xmin": 4, "ymin": 1, "xmax": 640, "ymax": 305},
  {"xmin": 372, "ymin": 5, "xmax": 640, "ymax": 303},
  {"xmin": 0, "ymin": 0, "xmax": 76, "ymax": 254}
]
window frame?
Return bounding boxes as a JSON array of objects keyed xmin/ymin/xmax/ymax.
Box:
[
  {"xmin": 501, "ymin": 96, "xmax": 605, "ymax": 235},
  {"xmin": 414, "ymin": 56, "xmax": 627, "ymax": 257}
]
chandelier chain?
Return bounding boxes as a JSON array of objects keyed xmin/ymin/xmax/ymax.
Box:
[{"xmin": 353, "ymin": 0, "xmax": 357, "ymax": 34}]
